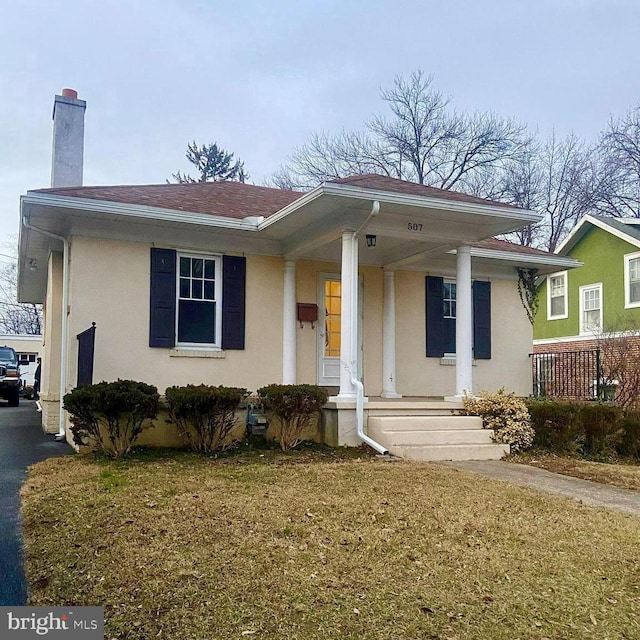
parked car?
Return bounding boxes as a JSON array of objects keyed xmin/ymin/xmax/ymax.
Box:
[{"xmin": 0, "ymin": 346, "xmax": 25, "ymax": 407}]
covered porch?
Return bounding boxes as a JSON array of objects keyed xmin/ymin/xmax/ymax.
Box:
[
  {"xmin": 261, "ymin": 175, "xmax": 551, "ymax": 455},
  {"xmin": 265, "ymin": 177, "xmax": 541, "ymax": 404}
]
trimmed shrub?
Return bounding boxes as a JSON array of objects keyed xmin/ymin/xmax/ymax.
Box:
[
  {"xmin": 257, "ymin": 384, "xmax": 328, "ymax": 451},
  {"xmin": 165, "ymin": 385, "xmax": 247, "ymax": 453},
  {"xmin": 619, "ymin": 411, "xmax": 640, "ymax": 458},
  {"xmin": 526, "ymin": 399, "xmax": 629, "ymax": 458},
  {"xmin": 579, "ymin": 403, "xmax": 623, "ymax": 456},
  {"xmin": 461, "ymin": 388, "xmax": 534, "ymax": 453},
  {"xmin": 64, "ymin": 380, "xmax": 159, "ymax": 459},
  {"xmin": 526, "ymin": 399, "xmax": 582, "ymax": 453}
]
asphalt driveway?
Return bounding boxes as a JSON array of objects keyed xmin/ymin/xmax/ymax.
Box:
[{"xmin": 0, "ymin": 401, "xmax": 71, "ymax": 605}]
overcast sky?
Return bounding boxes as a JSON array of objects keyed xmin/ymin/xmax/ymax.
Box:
[{"xmin": 1, "ymin": 0, "xmax": 639, "ymax": 254}]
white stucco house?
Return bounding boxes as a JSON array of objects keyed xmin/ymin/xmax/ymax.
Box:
[{"xmin": 17, "ymin": 90, "xmax": 578, "ymax": 459}]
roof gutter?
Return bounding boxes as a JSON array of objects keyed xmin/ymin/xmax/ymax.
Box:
[
  {"xmin": 321, "ymin": 183, "xmax": 542, "ymax": 224},
  {"xmin": 464, "ymin": 247, "xmax": 583, "ymax": 268},
  {"xmin": 21, "ymin": 192, "xmax": 263, "ymax": 231},
  {"xmin": 22, "ymin": 216, "xmax": 68, "ymax": 440}
]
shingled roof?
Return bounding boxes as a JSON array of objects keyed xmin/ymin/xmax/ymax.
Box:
[
  {"xmin": 30, "ymin": 181, "xmax": 302, "ymax": 220},
  {"xmin": 32, "ymin": 173, "xmax": 525, "ymax": 220},
  {"xmin": 473, "ymin": 237, "xmax": 556, "ymax": 256},
  {"xmin": 329, "ymin": 174, "xmax": 521, "ymax": 210}
]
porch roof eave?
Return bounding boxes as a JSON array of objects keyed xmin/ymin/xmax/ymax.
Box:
[
  {"xmin": 262, "ymin": 182, "xmax": 542, "ymax": 265},
  {"xmin": 465, "ymin": 247, "xmax": 583, "ymax": 276}
]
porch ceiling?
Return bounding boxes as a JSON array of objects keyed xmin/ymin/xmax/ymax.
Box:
[{"xmin": 267, "ymin": 186, "xmax": 540, "ymax": 266}]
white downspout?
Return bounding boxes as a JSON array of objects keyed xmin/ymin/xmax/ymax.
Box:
[
  {"xmin": 22, "ymin": 217, "xmax": 69, "ymax": 440},
  {"xmin": 350, "ymin": 201, "xmax": 388, "ymax": 455}
]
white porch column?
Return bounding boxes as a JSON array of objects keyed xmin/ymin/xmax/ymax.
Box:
[
  {"xmin": 382, "ymin": 269, "xmax": 401, "ymax": 398},
  {"xmin": 282, "ymin": 260, "xmax": 297, "ymax": 384},
  {"xmin": 455, "ymin": 245, "xmax": 473, "ymax": 398},
  {"xmin": 333, "ymin": 230, "xmax": 358, "ymax": 400}
]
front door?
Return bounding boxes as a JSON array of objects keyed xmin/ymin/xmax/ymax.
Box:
[
  {"xmin": 317, "ymin": 274, "xmax": 363, "ymax": 387},
  {"xmin": 318, "ymin": 276, "xmax": 342, "ymax": 386}
]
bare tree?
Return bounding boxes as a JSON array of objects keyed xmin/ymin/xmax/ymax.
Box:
[
  {"xmin": 597, "ymin": 318, "xmax": 640, "ymax": 409},
  {"xmin": 500, "ymin": 133, "xmax": 595, "ymax": 251},
  {"xmin": 0, "ymin": 241, "xmax": 43, "ymax": 335},
  {"xmin": 592, "ymin": 108, "xmax": 640, "ymax": 218},
  {"xmin": 274, "ymin": 71, "xmax": 528, "ymax": 194},
  {"xmin": 271, "ymin": 131, "xmax": 392, "ymax": 190}
]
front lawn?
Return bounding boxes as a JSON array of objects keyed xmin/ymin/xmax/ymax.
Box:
[
  {"xmin": 513, "ymin": 452, "xmax": 640, "ymax": 491},
  {"xmin": 22, "ymin": 449, "xmax": 640, "ymax": 639}
]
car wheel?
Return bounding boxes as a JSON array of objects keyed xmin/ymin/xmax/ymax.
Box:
[{"xmin": 8, "ymin": 388, "xmax": 19, "ymax": 407}]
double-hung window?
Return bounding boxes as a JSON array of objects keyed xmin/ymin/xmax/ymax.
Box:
[
  {"xmin": 177, "ymin": 254, "xmax": 222, "ymax": 346},
  {"xmin": 624, "ymin": 252, "xmax": 640, "ymax": 308},
  {"xmin": 442, "ymin": 280, "xmax": 456, "ymax": 355},
  {"xmin": 150, "ymin": 249, "xmax": 245, "ymax": 350},
  {"xmin": 547, "ymin": 271, "xmax": 568, "ymax": 320},
  {"xmin": 425, "ymin": 276, "xmax": 491, "ymax": 359},
  {"xmin": 579, "ymin": 283, "xmax": 602, "ymax": 335}
]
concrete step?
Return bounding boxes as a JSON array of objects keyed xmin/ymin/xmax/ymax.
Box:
[
  {"xmin": 388, "ymin": 443, "xmax": 510, "ymax": 462},
  {"xmin": 368, "ymin": 415, "xmax": 483, "ymax": 433},
  {"xmin": 376, "ymin": 428, "xmax": 496, "ymax": 447}
]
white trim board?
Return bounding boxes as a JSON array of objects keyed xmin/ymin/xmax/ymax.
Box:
[{"xmin": 556, "ymin": 214, "xmax": 640, "ymax": 255}]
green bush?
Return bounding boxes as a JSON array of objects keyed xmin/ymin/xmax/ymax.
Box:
[
  {"xmin": 619, "ymin": 411, "xmax": 640, "ymax": 458},
  {"xmin": 165, "ymin": 385, "xmax": 247, "ymax": 453},
  {"xmin": 526, "ymin": 399, "xmax": 629, "ymax": 458},
  {"xmin": 579, "ymin": 403, "xmax": 623, "ymax": 456},
  {"xmin": 257, "ymin": 384, "xmax": 328, "ymax": 451},
  {"xmin": 526, "ymin": 399, "xmax": 582, "ymax": 453},
  {"xmin": 64, "ymin": 380, "xmax": 159, "ymax": 459},
  {"xmin": 461, "ymin": 388, "xmax": 534, "ymax": 453}
]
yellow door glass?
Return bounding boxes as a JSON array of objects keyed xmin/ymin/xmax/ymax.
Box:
[{"xmin": 324, "ymin": 280, "xmax": 341, "ymax": 357}]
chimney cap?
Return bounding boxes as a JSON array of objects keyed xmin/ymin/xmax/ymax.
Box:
[{"xmin": 61, "ymin": 88, "xmax": 78, "ymax": 99}]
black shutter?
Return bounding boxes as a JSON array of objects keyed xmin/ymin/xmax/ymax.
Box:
[
  {"xmin": 425, "ymin": 276, "xmax": 445, "ymax": 357},
  {"xmin": 76, "ymin": 323, "xmax": 96, "ymax": 386},
  {"xmin": 222, "ymin": 255, "xmax": 246, "ymax": 350},
  {"xmin": 473, "ymin": 280, "xmax": 491, "ymax": 359},
  {"xmin": 149, "ymin": 248, "xmax": 176, "ymax": 348}
]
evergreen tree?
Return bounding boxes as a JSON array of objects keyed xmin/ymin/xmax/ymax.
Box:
[{"xmin": 172, "ymin": 141, "xmax": 248, "ymax": 183}]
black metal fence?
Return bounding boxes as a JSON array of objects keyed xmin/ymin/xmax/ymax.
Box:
[{"xmin": 530, "ymin": 349, "xmax": 601, "ymax": 400}]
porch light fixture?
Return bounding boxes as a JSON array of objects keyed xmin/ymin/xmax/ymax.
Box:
[{"xmin": 366, "ymin": 234, "xmax": 377, "ymax": 248}]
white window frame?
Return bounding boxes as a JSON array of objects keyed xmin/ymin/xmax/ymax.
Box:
[
  {"xmin": 175, "ymin": 252, "xmax": 223, "ymax": 349},
  {"xmin": 443, "ymin": 278, "xmax": 456, "ymax": 357},
  {"xmin": 579, "ymin": 283, "xmax": 603, "ymax": 336},
  {"xmin": 546, "ymin": 270, "xmax": 568, "ymax": 320},
  {"xmin": 624, "ymin": 251, "xmax": 640, "ymax": 309}
]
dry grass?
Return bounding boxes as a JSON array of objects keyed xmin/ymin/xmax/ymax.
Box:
[
  {"xmin": 22, "ymin": 448, "xmax": 640, "ymax": 640},
  {"xmin": 513, "ymin": 452, "xmax": 640, "ymax": 492}
]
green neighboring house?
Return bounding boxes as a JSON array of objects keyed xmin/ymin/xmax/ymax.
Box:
[{"xmin": 533, "ymin": 214, "xmax": 640, "ymax": 398}]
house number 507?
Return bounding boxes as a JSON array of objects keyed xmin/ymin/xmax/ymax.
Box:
[{"xmin": 408, "ymin": 222, "xmax": 423, "ymax": 231}]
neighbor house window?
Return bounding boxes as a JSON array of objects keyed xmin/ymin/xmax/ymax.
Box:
[
  {"xmin": 579, "ymin": 283, "xmax": 602, "ymax": 335},
  {"xmin": 176, "ymin": 254, "xmax": 222, "ymax": 345},
  {"xmin": 547, "ymin": 271, "xmax": 568, "ymax": 320},
  {"xmin": 624, "ymin": 252, "xmax": 640, "ymax": 308}
]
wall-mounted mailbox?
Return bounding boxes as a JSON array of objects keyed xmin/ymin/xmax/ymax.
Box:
[{"xmin": 297, "ymin": 303, "xmax": 318, "ymax": 328}]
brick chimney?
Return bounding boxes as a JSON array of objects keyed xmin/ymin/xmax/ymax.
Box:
[{"xmin": 51, "ymin": 88, "xmax": 86, "ymax": 187}]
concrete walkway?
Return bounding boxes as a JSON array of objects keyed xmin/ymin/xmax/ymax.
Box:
[
  {"xmin": 440, "ymin": 460, "xmax": 640, "ymax": 517},
  {"xmin": 0, "ymin": 402, "xmax": 71, "ymax": 605}
]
